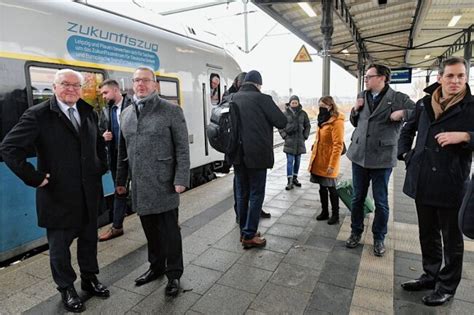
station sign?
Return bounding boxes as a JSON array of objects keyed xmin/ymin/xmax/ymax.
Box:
[
  {"xmin": 293, "ymin": 45, "xmax": 312, "ymax": 62},
  {"xmin": 391, "ymin": 67, "xmax": 412, "ymax": 84}
]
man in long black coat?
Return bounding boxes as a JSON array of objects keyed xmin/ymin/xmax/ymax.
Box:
[
  {"xmin": 0, "ymin": 69, "xmax": 110, "ymax": 312},
  {"xmin": 398, "ymin": 57, "xmax": 474, "ymax": 306}
]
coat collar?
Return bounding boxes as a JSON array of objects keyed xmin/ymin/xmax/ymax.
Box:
[
  {"xmin": 50, "ymin": 95, "xmax": 92, "ymax": 136},
  {"xmin": 422, "ymin": 83, "xmax": 473, "ymax": 124},
  {"xmin": 239, "ymin": 83, "xmax": 260, "ymax": 93},
  {"xmin": 367, "ymin": 85, "xmax": 395, "ymax": 118}
]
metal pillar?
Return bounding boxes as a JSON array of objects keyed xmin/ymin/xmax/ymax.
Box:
[
  {"xmin": 243, "ymin": 0, "xmax": 249, "ymax": 53},
  {"xmin": 464, "ymin": 31, "xmax": 472, "ymax": 77},
  {"xmin": 320, "ymin": 0, "xmax": 333, "ymax": 96},
  {"xmin": 357, "ymin": 54, "xmax": 365, "ymax": 93}
]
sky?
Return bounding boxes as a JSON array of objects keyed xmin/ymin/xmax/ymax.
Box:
[
  {"xmin": 88, "ymin": 0, "xmax": 360, "ymax": 100},
  {"xmin": 86, "ymin": 0, "xmax": 466, "ymax": 101}
]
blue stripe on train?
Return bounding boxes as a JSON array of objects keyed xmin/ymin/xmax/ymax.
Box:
[{"xmin": 0, "ymin": 158, "xmax": 115, "ymax": 255}]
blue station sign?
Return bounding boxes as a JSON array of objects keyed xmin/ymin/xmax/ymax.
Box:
[{"xmin": 391, "ymin": 67, "xmax": 412, "ymax": 84}]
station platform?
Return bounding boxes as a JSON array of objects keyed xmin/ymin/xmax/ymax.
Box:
[{"xmin": 1, "ymin": 130, "xmax": 474, "ymax": 314}]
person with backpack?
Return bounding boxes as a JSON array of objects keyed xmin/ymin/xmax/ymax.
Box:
[
  {"xmin": 228, "ymin": 70, "xmax": 287, "ymax": 249},
  {"xmin": 308, "ymin": 96, "xmax": 345, "ymax": 225},
  {"xmin": 279, "ymin": 95, "xmax": 311, "ymax": 190}
]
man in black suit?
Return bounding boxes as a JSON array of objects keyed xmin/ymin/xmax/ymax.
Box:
[{"xmin": 0, "ymin": 69, "xmax": 110, "ymax": 312}]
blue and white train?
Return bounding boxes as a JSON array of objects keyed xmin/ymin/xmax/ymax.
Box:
[{"xmin": 0, "ymin": 0, "xmax": 241, "ymax": 262}]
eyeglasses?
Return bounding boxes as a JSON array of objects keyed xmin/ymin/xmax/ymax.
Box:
[
  {"xmin": 59, "ymin": 82, "xmax": 82, "ymax": 89},
  {"xmin": 132, "ymin": 78, "xmax": 154, "ymax": 84},
  {"xmin": 364, "ymin": 74, "xmax": 381, "ymax": 80}
]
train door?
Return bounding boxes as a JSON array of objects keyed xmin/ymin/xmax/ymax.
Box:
[{"xmin": 203, "ymin": 69, "xmax": 224, "ymax": 157}]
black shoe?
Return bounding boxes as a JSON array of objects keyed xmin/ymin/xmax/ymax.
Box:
[
  {"xmin": 135, "ymin": 268, "xmax": 164, "ymax": 286},
  {"xmin": 285, "ymin": 178, "xmax": 294, "ymax": 190},
  {"xmin": 327, "ymin": 214, "xmax": 339, "ymax": 225},
  {"xmin": 81, "ymin": 276, "xmax": 110, "ymax": 298},
  {"xmin": 345, "ymin": 233, "xmax": 361, "ymax": 248},
  {"xmin": 292, "ymin": 176, "xmax": 302, "ymax": 187},
  {"xmin": 422, "ymin": 290, "xmax": 453, "ymax": 306},
  {"xmin": 401, "ymin": 278, "xmax": 436, "ymax": 291},
  {"xmin": 373, "ymin": 240, "xmax": 385, "ymax": 257},
  {"xmin": 165, "ymin": 279, "xmax": 180, "ymax": 297},
  {"xmin": 260, "ymin": 209, "xmax": 271, "ymax": 218},
  {"xmin": 60, "ymin": 286, "xmax": 84, "ymax": 313},
  {"xmin": 316, "ymin": 211, "xmax": 329, "ymax": 221}
]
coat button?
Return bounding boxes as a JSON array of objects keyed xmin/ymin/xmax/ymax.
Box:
[
  {"xmin": 366, "ymin": 134, "xmax": 370, "ymax": 137},
  {"xmin": 432, "ymin": 167, "xmax": 437, "ymax": 172}
]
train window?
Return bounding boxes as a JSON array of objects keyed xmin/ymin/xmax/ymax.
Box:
[
  {"xmin": 210, "ymin": 73, "xmax": 220, "ymax": 105},
  {"xmin": 28, "ymin": 66, "xmax": 105, "ymax": 109},
  {"xmin": 156, "ymin": 77, "xmax": 180, "ymax": 105}
]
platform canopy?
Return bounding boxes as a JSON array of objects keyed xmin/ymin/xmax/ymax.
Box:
[{"xmin": 253, "ymin": 0, "xmax": 473, "ymax": 76}]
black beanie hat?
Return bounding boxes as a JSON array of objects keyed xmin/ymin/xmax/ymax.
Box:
[
  {"xmin": 244, "ymin": 70, "xmax": 262, "ymax": 85},
  {"xmin": 289, "ymin": 95, "xmax": 300, "ymax": 104}
]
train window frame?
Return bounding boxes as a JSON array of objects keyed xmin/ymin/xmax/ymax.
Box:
[
  {"xmin": 156, "ymin": 75, "xmax": 181, "ymax": 106},
  {"xmin": 24, "ymin": 62, "xmax": 108, "ymax": 109},
  {"xmin": 209, "ymin": 73, "xmax": 221, "ymax": 105}
]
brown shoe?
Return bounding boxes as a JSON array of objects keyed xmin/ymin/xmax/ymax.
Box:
[
  {"xmin": 242, "ymin": 236, "xmax": 267, "ymax": 249},
  {"xmin": 99, "ymin": 227, "xmax": 124, "ymax": 242},
  {"xmin": 240, "ymin": 231, "xmax": 261, "ymax": 242}
]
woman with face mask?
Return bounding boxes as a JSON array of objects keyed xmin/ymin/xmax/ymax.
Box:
[
  {"xmin": 279, "ymin": 95, "xmax": 311, "ymax": 190},
  {"xmin": 308, "ymin": 96, "xmax": 345, "ymax": 224}
]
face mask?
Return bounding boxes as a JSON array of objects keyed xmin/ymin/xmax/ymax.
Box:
[{"xmin": 317, "ymin": 107, "xmax": 331, "ymax": 126}]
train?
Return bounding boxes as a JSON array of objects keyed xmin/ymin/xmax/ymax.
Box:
[{"xmin": 0, "ymin": 0, "xmax": 241, "ymax": 263}]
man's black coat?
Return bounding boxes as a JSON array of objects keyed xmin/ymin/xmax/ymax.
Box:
[
  {"xmin": 398, "ymin": 83, "xmax": 474, "ymax": 208},
  {"xmin": 0, "ymin": 96, "xmax": 107, "ymax": 228}
]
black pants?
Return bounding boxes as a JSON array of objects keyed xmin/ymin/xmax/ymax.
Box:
[
  {"xmin": 140, "ymin": 209, "xmax": 183, "ymax": 280},
  {"xmin": 319, "ymin": 185, "xmax": 339, "ymax": 212},
  {"xmin": 46, "ymin": 219, "xmax": 99, "ymax": 289},
  {"xmin": 415, "ymin": 202, "xmax": 464, "ymax": 294}
]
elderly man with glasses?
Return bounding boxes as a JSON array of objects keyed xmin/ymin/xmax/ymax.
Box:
[
  {"xmin": 345, "ymin": 64, "xmax": 415, "ymax": 257},
  {"xmin": 1, "ymin": 69, "xmax": 110, "ymax": 312}
]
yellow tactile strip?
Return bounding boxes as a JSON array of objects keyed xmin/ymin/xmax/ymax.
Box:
[{"xmin": 337, "ymin": 179, "xmax": 474, "ymax": 314}]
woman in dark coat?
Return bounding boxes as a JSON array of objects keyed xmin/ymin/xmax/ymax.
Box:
[{"xmin": 279, "ymin": 95, "xmax": 311, "ymax": 190}]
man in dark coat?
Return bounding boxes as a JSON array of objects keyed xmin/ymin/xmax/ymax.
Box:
[
  {"xmin": 116, "ymin": 66, "xmax": 190, "ymax": 297},
  {"xmin": 345, "ymin": 64, "xmax": 415, "ymax": 257},
  {"xmin": 97, "ymin": 79, "xmax": 132, "ymax": 241},
  {"xmin": 0, "ymin": 69, "xmax": 110, "ymax": 312},
  {"xmin": 229, "ymin": 70, "xmax": 287, "ymax": 249},
  {"xmin": 398, "ymin": 57, "xmax": 474, "ymax": 306}
]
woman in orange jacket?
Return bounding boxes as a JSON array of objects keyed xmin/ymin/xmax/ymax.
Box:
[{"xmin": 308, "ymin": 96, "xmax": 345, "ymax": 224}]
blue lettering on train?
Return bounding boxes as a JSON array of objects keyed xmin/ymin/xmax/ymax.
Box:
[
  {"xmin": 67, "ymin": 35, "xmax": 160, "ymax": 70},
  {"xmin": 67, "ymin": 22, "xmax": 159, "ymax": 53}
]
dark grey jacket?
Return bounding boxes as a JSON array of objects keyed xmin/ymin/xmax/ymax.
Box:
[
  {"xmin": 279, "ymin": 105, "xmax": 311, "ymax": 155},
  {"xmin": 347, "ymin": 86, "xmax": 415, "ymax": 168},
  {"xmin": 231, "ymin": 84, "xmax": 287, "ymax": 168},
  {"xmin": 116, "ymin": 93, "xmax": 190, "ymax": 215}
]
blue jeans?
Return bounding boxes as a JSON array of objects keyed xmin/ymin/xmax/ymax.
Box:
[
  {"xmin": 110, "ymin": 161, "xmax": 128, "ymax": 229},
  {"xmin": 286, "ymin": 154, "xmax": 301, "ymax": 177},
  {"xmin": 234, "ymin": 165, "xmax": 267, "ymax": 240},
  {"xmin": 350, "ymin": 162, "xmax": 392, "ymax": 241}
]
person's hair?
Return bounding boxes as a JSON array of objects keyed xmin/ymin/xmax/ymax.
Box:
[
  {"xmin": 438, "ymin": 57, "xmax": 468, "ymax": 75},
  {"xmin": 98, "ymin": 79, "xmax": 120, "ymax": 89},
  {"xmin": 54, "ymin": 69, "xmax": 84, "ymax": 85},
  {"xmin": 234, "ymin": 72, "xmax": 247, "ymax": 90},
  {"xmin": 134, "ymin": 66, "xmax": 156, "ymax": 81},
  {"xmin": 319, "ymin": 96, "xmax": 339, "ymax": 116},
  {"xmin": 367, "ymin": 64, "xmax": 391, "ymax": 83}
]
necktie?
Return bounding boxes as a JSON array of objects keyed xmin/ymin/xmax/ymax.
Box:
[
  {"xmin": 111, "ymin": 105, "xmax": 120, "ymax": 146},
  {"xmin": 68, "ymin": 107, "xmax": 80, "ymax": 133}
]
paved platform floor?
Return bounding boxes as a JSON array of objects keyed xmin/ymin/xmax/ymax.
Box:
[{"xmin": 1, "ymin": 132, "xmax": 474, "ymax": 314}]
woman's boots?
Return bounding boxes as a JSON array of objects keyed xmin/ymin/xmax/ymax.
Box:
[
  {"xmin": 317, "ymin": 186, "xmax": 339, "ymax": 224},
  {"xmin": 293, "ymin": 175, "xmax": 302, "ymax": 187},
  {"xmin": 285, "ymin": 177, "xmax": 293, "ymax": 190}
]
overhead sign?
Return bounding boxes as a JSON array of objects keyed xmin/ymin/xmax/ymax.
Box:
[
  {"xmin": 390, "ymin": 67, "xmax": 412, "ymax": 84},
  {"xmin": 293, "ymin": 45, "xmax": 312, "ymax": 62}
]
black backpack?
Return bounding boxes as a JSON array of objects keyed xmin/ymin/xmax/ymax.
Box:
[{"xmin": 206, "ymin": 94, "xmax": 240, "ymax": 155}]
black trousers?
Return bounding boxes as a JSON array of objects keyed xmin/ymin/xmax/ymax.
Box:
[
  {"xmin": 415, "ymin": 202, "xmax": 464, "ymax": 294},
  {"xmin": 46, "ymin": 218, "xmax": 99, "ymax": 289},
  {"xmin": 139, "ymin": 208, "xmax": 183, "ymax": 280}
]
